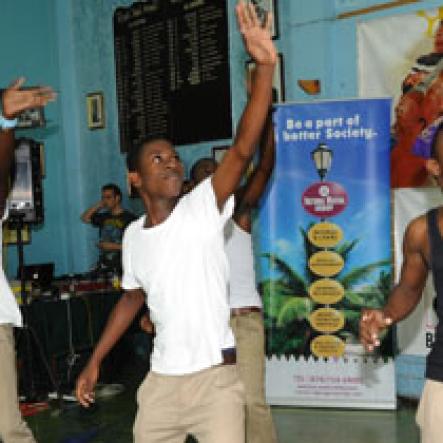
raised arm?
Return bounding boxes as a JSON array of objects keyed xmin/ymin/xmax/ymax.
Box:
[
  {"xmin": 360, "ymin": 216, "xmax": 429, "ymax": 351},
  {"xmin": 81, "ymin": 201, "xmax": 104, "ymax": 224},
  {"xmin": 233, "ymin": 109, "xmax": 274, "ymax": 232},
  {"xmin": 98, "ymin": 241, "xmax": 122, "ymax": 252},
  {"xmin": 0, "ymin": 78, "xmax": 55, "ymax": 217},
  {"xmin": 212, "ymin": 1, "xmax": 276, "ymax": 209}
]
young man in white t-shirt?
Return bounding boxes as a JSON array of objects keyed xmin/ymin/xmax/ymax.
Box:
[
  {"xmin": 75, "ymin": 3, "xmax": 276, "ymax": 442},
  {"xmin": 0, "ymin": 79, "xmax": 55, "ymax": 443}
]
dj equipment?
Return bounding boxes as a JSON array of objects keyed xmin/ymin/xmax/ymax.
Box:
[{"xmin": 20, "ymin": 262, "xmax": 54, "ymax": 292}]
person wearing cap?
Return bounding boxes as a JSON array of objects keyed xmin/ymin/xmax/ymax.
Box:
[{"xmin": 360, "ymin": 118, "xmax": 443, "ymax": 443}]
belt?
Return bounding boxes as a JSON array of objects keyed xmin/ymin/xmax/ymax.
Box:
[
  {"xmin": 221, "ymin": 347, "xmax": 237, "ymax": 365},
  {"xmin": 230, "ymin": 306, "xmax": 262, "ymax": 317}
]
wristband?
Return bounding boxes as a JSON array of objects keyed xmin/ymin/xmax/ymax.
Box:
[{"xmin": 0, "ymin": 114, "xmax": 18, "ymax": 130}]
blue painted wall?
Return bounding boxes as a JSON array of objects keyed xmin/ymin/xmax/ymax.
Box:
[
  {"xmin": 2, "ymin": 0, "xmax": 443, "ymax": 400},
  {"xmin": 54, "ymin": 0, "xmax": 136, "ymax": 274},
  {"xmin": 1, "ymin": 0, "xmax": 282, "ymax": 276},
  {"xmin": 1, "ymin": 1, "xmax": 440, "ymax": 269},
  {"xmin": 0, "ymin": 0, "xmax": 69, "ymax": 276}
]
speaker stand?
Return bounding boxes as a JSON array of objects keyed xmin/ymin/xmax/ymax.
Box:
[{"xmin": 10, "ymin": 214, "xmax": 63, "ymax": 408}]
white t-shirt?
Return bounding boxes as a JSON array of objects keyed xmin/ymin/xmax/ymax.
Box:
[
  {"xmin": 0, "ymin": 210, "xmax": 22, "ymax": 327},
  {"xmin": 225, "ymin": 219, "xmax": 262, "ymax": 309},
  {"xmin": 122, "ymin": 178, "xmax": 235, "ymax": 375}
]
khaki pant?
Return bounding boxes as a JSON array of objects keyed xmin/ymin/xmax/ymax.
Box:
[
  {"xmin": 134, "ymin": 365, "xmax": 245, "ymax": 443},
  {"xmin": 416, "ymin": 379, "xmax": 443, "ymax": 443},
  {"xmin": 0, "ymin": 325, "xmax": 36, "ymax": 443},
  {"xmin": 230, "ymin": 312, "xmax": 278, "ymax": 443}
]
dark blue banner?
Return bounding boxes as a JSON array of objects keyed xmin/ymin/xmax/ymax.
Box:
[{"xmin": 259, "ymin": 98, "xmax": 392, "ymax": 358}]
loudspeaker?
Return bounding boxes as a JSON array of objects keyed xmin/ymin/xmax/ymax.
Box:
[{"xmin": 8, "ymin": 138, "xmax": 44, "ymax": 224}]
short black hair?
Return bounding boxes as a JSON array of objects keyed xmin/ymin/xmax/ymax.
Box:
[
  {"xmin": 431, "ymin": 121, "xmax": 443, "ymax": 160},
  {"xmin": 190, "ymin": 157, "xmax": 217, "ymax": 182},
  {"xmin": 126, "ymin": 137, "xmax": 170, "ymax": 172},
  {"xmin": 102, "ymin": 183, "xmax": 122, "ymax": 199}
]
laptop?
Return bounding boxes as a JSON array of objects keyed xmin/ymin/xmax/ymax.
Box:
[{"xmin": 19, "ymin": 263, "xmax": 54, "ymax": 289}]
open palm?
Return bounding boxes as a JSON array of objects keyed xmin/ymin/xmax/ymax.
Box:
[
  {"xmin": 2, "ymin": 78, "xmax": 55, "ymax": 119},
  {"xmin": 236, "ymin": 1, "xmax": 277, "ymax": 66}
]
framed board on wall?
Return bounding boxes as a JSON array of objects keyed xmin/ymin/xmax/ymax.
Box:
[
  {"xmin": 246, "ymin": 53, "xmax": 285, "ymax": 103},
  {"xmin": 251, "ymin": 0, "xmax": 279, "ymax": 39},
  {"xmin": 113, "ymin": 0, "xmax": 232, "ymax": 152},
  {"xmin": 86, "ymin": 92, "xmax": 105, "ymax": 130}
]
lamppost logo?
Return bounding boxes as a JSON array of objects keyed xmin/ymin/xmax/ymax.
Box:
[{"xmin": 301, "ymin": 181, "xmax": 348, "ymax": 218}]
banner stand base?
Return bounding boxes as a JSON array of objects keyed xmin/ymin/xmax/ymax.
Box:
[{"xmin": 265, "ymin": 355, "xmax": 396, "ymax": 410}]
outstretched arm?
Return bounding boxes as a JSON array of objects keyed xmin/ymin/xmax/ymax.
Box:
[
  {"xmin": 212, "ymin": 1, "xmax": 276, "ymax": 209},
  {"xmin": 98, "ymin": 241, "xmax": 122, "ymax": 251},
  {"xmin": 76, "ymin": 288, "xmax": 145, "ymax": 407},
  {"xmin": 233, "ymin": 109, "xmax": 274, "ymax": 232},
  {"xmin": 360, "ymin": 216, "xmax": 429, "ymax": 351},
  {"xmin": 0, "ymin": 78, "xmax": 55, "ymax": 217}
]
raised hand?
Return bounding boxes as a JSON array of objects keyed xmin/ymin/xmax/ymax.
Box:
[
  {"xmin": 2, "ymin": 77, "xmax": 56, "ymax": 119},
  {"xmin": 359, "ymin": 309, "xmax": 393, "ymax": 352},
  {"xmin": 236, "ymin": 1, "xmax": 277, "ymax": 66}
]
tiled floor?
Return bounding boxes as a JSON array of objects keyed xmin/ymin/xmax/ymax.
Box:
[
  {"xmin": 271, "ymin": 402, "xmax": 419, "ymax": 443},
  {"xmin": 24, "ymin": 361, "xmax": 420, "ymax": 443}
]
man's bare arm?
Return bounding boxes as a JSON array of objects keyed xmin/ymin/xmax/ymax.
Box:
[
  {"xmin": 98, "ymin": 241, "xmax": 122, "ymax": 252},
  {"xmin": 88, "ymin": 289, "xmax": 145, "ymax": 365},
  {"xmin": 233, "ymin": 110, "xmax": 274, "ymax": 232},
  {"xmin": 0, "ymin": 78, "xmax": 55, "ymax": 217},
  {"xmin": 81, "ymin": 201, "xmax": 104, "ymax": 223},
  {"xmin": 382, "ymin": 217, "xmax": 429, "ymax": 323},
  {"xmin": 212, "ymin": 2, "xmax": 276, "ymax": 209},
  {"xmin": 76, "ymin": 288, "xmax": 145, "ymax": 406},
  {"xmin": 360, "ymin": 216, "xmax": 429, "ymax": 350}
]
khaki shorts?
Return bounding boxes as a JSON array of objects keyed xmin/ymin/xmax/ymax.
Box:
[
  {"xmin": 416, "ymin": 379, "xmax": 443, "ymax": 443},
  {"xmin": 134, "ymin": 364, "xmax": 245, "ymax": 443},
  {"xmin": 0, "ymin": 324, "xmax": 36, "ymax": 443}
]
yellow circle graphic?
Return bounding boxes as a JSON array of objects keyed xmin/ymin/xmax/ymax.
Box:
[
  {"xmin": 311, "ymin": 335, "xmax": 346, "ymax": 358},
  {"xmin": 308, "ymin": 222, "xmax": 343, "ymax": 248},
  {"xmin": 309, "ymin": 308, "xmax": 345, "ymax": 333},
  {"xmin": 308, "ymin": 279, "xmax": 345, "ymax": 304},
  {"xmin": 308, "ymin": 251, "xmax": 344, "ymax": 277}
]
